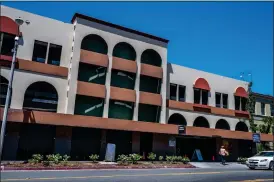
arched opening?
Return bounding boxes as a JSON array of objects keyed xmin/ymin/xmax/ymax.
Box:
[
  {"xmin": 193, "ymin": 116, "xmax": 210, "ymax": 128},
  {"xmin": 23, "ymin": 82, "xmax": 58, "ymax": 112},
  {"xmin": 0, "ymin": 76, "xmax": 9, "ymax": 106},
  {"xmin": 113, "ymin": 42, "xmax": 136, "ymax": 61},
  {"xmin": 81, "ymin": 34, "xmax": 108, "ymax": 54},
  {"xmin": 193, "ymin": 78, "xmax": 210, "ymax": 105},
  {"xmin": 168, "ymin": 113, "xmax": 187, "ymax": 125},
  {"xmin": 0, "ymin": 16, "xmax": 19, "ymax": 58},
  {"xmin": 215, "ymin": 119, "xmax": 230, "ymax": 130},
  {"xmin": 141, "ymin": 49, "xmax": 162, "ymax": 67},
  {"xmin": 235, "ymin": 122, "xmax": 248, "ymax": 132},
  {"xmin": 234, "ymin": 87, "xmax": 248, "ymax": 111}
]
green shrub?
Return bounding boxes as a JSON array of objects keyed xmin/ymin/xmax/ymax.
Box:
[
  {"xmin": 237, "ymin": 157, "xmax": 247, "ymax": 164},
  {"xmin": 117, "ymin": 154, "xmax": 142, "ymax": 165},
  {"xmin": 46, "ymin": 154, "xmax": 62, "ymax": 165},
  {"xmin": 117, "ymin": 154, "xmax": 130, "ymax": 164},
  {"xmin": 89, "ymin": 154, "xmax": 99, "ymax": 162},
  {"xmin": 166, "ymin": 156, "xmax": 176, "ymax": 163},
  {"xmin": 176, "ymin": 156, "xmax": 183, "ymax": 162},
  {"xmin": 28, "ymin": 154, "xmax": 43, "ymax": 164},
  {"xmin": 166, "ymin": 156, "xmax": 186, "ymax": 163},
  {"xmin": 129, "ymin": 154, "xmax": 142, "ymax": 164},
  {"xmin": 147, "ymin": 152, "xmax": 156, "ymax": 162},
  {"xmin": 182, "ymin": 156, "xmax": 190, "ymax": 163},
  {"xmin": 159, "ymin": 156, "xmax": 164, "ymax": 161},
  {"xmin": 62, "ymin": 155, "xmax": 70, "ymax": 162},
  {"xmin": 62, "ymin": 155, "xmax": 70, "ymax": 166}
]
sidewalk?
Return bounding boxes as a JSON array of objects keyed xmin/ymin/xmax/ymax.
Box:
[{"xmin": 190, "ymin": 162, "xmax": 248, "ymax": 169}]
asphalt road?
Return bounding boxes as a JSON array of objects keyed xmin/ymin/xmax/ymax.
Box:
[{"xmin": 1, "ymin": 168, "xmax": 273, "ymax": 182}]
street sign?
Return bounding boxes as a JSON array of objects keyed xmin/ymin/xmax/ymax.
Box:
[
  {"xmin": 178, "ymin": 125, "xmax": 186, "ymax": 135},
  {"xmin": 252, "ymin": 133, "xmax": 261, "ymax": 143}
]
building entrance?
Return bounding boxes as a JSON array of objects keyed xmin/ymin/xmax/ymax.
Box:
[{"xmin": 176, "ymin": 136, "xmax": 216, "ymax": 161}]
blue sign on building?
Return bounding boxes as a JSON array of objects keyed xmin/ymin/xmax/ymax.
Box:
[{"xmin": 252, "ymin": 133, "xmax": 261, "ymax": 143}]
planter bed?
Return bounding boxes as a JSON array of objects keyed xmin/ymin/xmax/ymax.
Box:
[{"xmin": 1, "ymin": 161, "xmax": 195, "ymax": 171}]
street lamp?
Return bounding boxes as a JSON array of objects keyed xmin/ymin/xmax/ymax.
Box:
[{"xmin": 0, "ymin": 17, "xmax": 24, "ymax": 160}]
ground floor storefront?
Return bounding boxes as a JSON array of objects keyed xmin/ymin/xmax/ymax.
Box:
[
  {"xmin": 176, "ymin": 136, "xmax": 254, "ymax": 162},
  {"xmin": 1, "ymin": 122, "xmax": 257, "ymax": 162}
]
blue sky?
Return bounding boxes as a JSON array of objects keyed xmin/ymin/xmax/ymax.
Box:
[{"xmin": 3, "ymin": 2, "xmax": 273, "ymax": 95}]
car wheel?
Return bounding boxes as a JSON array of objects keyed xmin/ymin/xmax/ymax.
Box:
[
  {"xmin": 269, "ymin": 161, "xmax": 273, "ymax": 170},
  {"xmin": 249, "ymin": 167, "xmax": 255, "ymax": 170}
]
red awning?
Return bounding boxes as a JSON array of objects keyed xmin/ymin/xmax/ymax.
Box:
[
  {"xmin": 194, "ymin": 78, "xmax": 210, "ymax": 90},
  {"xmin": 235, "ymin": 87, "xmax": 248, "ymax": 98},
  {"xmin": 0, "ymin": 16, "xmax": 20, "ymax": 35}
]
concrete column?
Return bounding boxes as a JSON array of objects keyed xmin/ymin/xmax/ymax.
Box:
[
  {"xmin": 133, "ymin": 54, "xmax": 141, "ymax": 121},
  {"xmin": 65, "ymin": 32, "xmax": 81, "ymax": 114},
  {"xmin": 2, "ymin": 123, "xmax": 20, "ymax": 160},
  {"xmin": 103, "ymin": 54, "xmax": 113, "ymax": 118},
  {"xmin": 228, "ymin": 93, "xmax": 235, "ymax": 110},
  {"xmin": 152, "ymin": 134, "xmax": 174, "ymax": 156},
  {"xmin": 159, "ymin": 52, "xmax": 167, "ymax": 124},
  {"xmin": 54, "ymin": 126, "xmax": 72, "ymax": 155},
  {"xmin": 99, "ymin": 129, "xmax": 107, "ymax": 160},
  {"xmin": 132, "ymin": 132, "xmax": 140, "ymax": 153}
]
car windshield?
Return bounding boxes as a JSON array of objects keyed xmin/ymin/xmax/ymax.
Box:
[{"xmin": 255, "ymin": 152, "xmax": 274, "ymax": 157}]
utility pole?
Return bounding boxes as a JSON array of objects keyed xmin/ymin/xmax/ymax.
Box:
[{"xmin": 0, "ymin": 18, "xmax": 24, "ymax": 160}]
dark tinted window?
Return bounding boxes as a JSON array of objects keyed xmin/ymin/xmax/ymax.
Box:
[
  {"xmin": 215, "ymin": 92, "xmax": 221, "ymax": 107},
  {"xmin": 47, "ymin": 44, "xmax": 62, "ymax": 66},
  {"xmin": 1, "ymin": 33, "xmax": 15, "ymax": 56},
  {"xmin": 178, "ymin": 85, "xmax": 186, "ymax": 102},
  {"xmin": 222, "ymin": 94, "xmax": 228, "ymax": 109},
  {"xmin": 241, "ymin": 97, "xmax": 247, "ymax": 111},
  {"xmin": 170, "ymin": 84, "xmax": 177, "ymax": 101},
  {"xmin": 201, "ymin": 90, "xmax": 208, "ymax": 105},
  {"xmin": 235, "ymin": 96, "xmax": 240, "ymax": 110},
  {"xmin": 261, "ymin": 103, "xmax": 265, "ymax": 115},
  {"xmin": 194, "ymin": 88, "xmax": 200, "ymax": 104},
  {"xmin": 32, "ymin": 40, "xmax": 47, "ymax": 63}
]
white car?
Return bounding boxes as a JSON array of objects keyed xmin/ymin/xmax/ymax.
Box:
[{"xmin": 246, "ymin": 151, "xmax": 274, "ymax": 170}]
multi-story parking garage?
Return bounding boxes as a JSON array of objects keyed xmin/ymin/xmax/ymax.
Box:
[{"xmin": 0, "ymin": 5, "xmax": 272, "ymax": 161}]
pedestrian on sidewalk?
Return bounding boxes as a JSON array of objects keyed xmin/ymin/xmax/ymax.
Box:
[{"xmin": 219, "ymin": 146, "xmax": 228, "ymax": 165}]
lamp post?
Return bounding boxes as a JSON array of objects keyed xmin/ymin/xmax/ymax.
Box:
[{"xmin": 0, "ymin": 17, "xmax": 24, "ymax": 160}]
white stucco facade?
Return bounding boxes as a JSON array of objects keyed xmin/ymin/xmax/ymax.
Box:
[
  {"xmin": 66, "ymin": 17, "xmax": 168, "ymax": 123},
  {"xmin": 166, "ymin": 63, "xmax": 250, "ymax": 130},
  {"xmin": 1, "ymin": 5, "xmax": 251, "ymax": 131}
]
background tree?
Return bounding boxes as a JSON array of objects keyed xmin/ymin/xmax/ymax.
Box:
[
  {"xmin": 258, "ymin": 116, "xmax": 274, "ymax": 150},
  {"xmin": 246, "ymin": 82, "xmax": 257, "ymax": 132}
]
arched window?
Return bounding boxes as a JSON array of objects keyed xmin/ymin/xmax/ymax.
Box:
[
  {"xmin": 113, "ymin": 42, "xmax": 136, "ymax": 61},
  {"xmin": 234, "ymin": 87, "xmax": 248, "ymax": 111},
  {"xmin": 215, "ymin": 119, "xmax": 230, "ymax": 130},
  {"xmin": 23, "ymin": 82, "xmax": 58, "ymax": 112},
  {"xmin": 141, "ymin": 49, "xmax": 162, "ymax": 67},
  {"xmin": 0, "ymin": 76, "xmax": 9, "ymax": 106},
  {"xmin": 193, "ymin": 116, "xmax": 210, "ymax": 128},
  {"xmin": 81, "ymin": 34, "xmax": 108, "ymax": 54},
  {"xmin": 193, "ymin": 78, "xmax": 210, "ymax": 105},
  {"xmin": 168, "ymin": 113, "xmax": 187, "ymax": 125},
  {"xmin": 235, "ymin": 122, "xmax": 248, "ymax": 132}
]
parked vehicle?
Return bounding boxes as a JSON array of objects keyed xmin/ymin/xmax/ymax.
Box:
[{"xmin": 246, "ymin": 151, "xmax": 274, "ymax": 170}]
